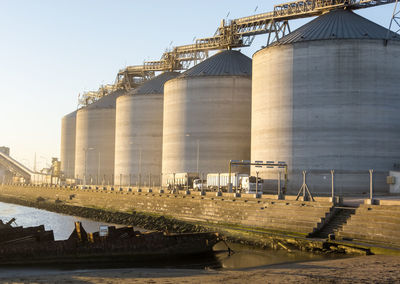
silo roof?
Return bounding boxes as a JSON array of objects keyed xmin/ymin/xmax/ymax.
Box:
[
  {"xmin": 129, "ymin": 72, "xmax": 180, "ymax": 95},
  {"xmin": 270, "ymin": 9, "xmax": 400, "ymax": 46},
  {"xmin": 63, "ymin": 109, "xmax": 77, "ymax": 118},
  {"xmin": 86, "ymin": 89, "xmax": 125, "ymax": 109},
  {"xmin": 179, "ymin": 50, "xmax": 252, "ymax": 78}
]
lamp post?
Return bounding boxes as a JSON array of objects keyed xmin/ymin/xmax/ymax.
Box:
[
  {"xmin": 138, "ymin": 148, "xmax": 142, "ymax": 190},
  {"xmin": 196, "ymin": 139, "xmax": 199, "ymax": 174}
]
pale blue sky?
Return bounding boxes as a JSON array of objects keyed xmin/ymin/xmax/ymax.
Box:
[{"xmin": 0, "ymin": 0, "xmax": 396, "ymax": 170}]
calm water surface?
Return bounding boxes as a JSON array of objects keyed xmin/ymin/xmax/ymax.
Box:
[
  {"xmin": 0, "ymin": 201, "xmax": 338, "ymax": 276},
  {"xmin": 0, "ymin": 201, "xmax": 122, "ymax": 240}
]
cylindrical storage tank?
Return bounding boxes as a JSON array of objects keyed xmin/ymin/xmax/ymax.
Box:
[
  {"xmin": 0, "ymin": 166, "xmax": 5, "ymax": 182},
  {"xmin": 75, "ymin": 90, "xmax": 124, "ymax": 185},
  {"xmin": 60, "ymin": 110, "xmax": 77, "ymax": 179},
  {"xmin": 162, "ymin": 50, "xmax": 252, "ymax": 182},
  {"xmin": 114, "ymin": 72, "xmax": 180, "ymax": 186},
  {"xmin": 251, "ymin": 10, "xmax": 400, "ymax": 194}
]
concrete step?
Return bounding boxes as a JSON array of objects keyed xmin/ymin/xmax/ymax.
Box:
[
  {"xmin": 340, "ymin": 221, "xmax": 400, "ymax": 234},
  {"xmin": 255, "ymin": 217, "xmax": 322, "ymax": 228},
  {"xmin": 359, "ymin": 204, "xmax": 400, "ymax": 212},
  {"xmin": 349, "ymin": 214, "xmax": 400, "ymax": 225},
  {"xmin": 311, "ymin": 207, "xmax": 356, "ymax": 238},
  {"xmin": 255, "ymin": 210, "xmax": 330, "ymax": 221},
  {"xmin": 260, "ymin": 223, "xmax": 317, "ymax": 234},
  {"xmin": 355, "ymin": 208, "xmax": 400, "ymax": 218},
  {"xmin": 337, "ymin": 230, "xmax": 400, "ymax": 246}
]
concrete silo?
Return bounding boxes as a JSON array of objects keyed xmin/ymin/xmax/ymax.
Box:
[
  {"xmin": 162, "ymin": 50, "xmax": 252, "ymax": 183},
  {"xmin": 251, "ymin": 9, "xmax": 400, "ymax": 194},
  {"xmin": 60, "ymin": 110, "xmax": 77, "ymax": 179},
  {"xmin": 114, "ymin": 72, "xmax": 180, "ymax": 186},
  {"xmin": 75, "ymin": 90, "xmax": 125, "ymax": 185}
]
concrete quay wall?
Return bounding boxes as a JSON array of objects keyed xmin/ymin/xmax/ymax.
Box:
[
  {"xmin": 337, "ymin": 204, "xmax": 400, "ymax": 248},
  {"xmin": 0, "ymin": 185, "xmax": 334, "ymax": 236}
]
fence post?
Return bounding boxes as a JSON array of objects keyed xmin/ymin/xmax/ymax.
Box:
[
  {"xmin": 256, "ymin": 171, "xmax": 259, "ymax": 195},
  {"xmin": 278, "ymin": 171, "xmax": 282, "ymax": 199}
]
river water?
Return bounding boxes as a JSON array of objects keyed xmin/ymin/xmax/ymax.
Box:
[{"xmin": 0, "ymin": 201, "xmax": 336, "ymax": 272}]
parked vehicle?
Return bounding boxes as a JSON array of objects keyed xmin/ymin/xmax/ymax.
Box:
[
  {"xmin": 193, "ymin": 179, "xmax": 205, "ymax": 191},
  {"xmin": 241, "ymin": 176, "xmax": 264, "ymax": 193},
  {"xmin": 165, "ymin": 173, "xmax": 199, "ymax": 190},
  {"xmin": 206, "ymin": 173, "xmax": 249, "ymax": 191}
]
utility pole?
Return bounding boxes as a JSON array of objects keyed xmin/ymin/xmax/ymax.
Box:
[{"xmin": 196, "ymin": 139, "xmax": 200, "ymax": 174}]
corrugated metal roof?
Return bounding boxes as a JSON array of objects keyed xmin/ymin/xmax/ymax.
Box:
[
  {"xmin": 130, "ymin": 72, "xmax": 180, "ymax": 95},
  {"xmin": 179, "ymin": 50, "xmax": 252, "ymax": 78},
  {"xmin": 86, "ymin": 89, "xmax": 125, "ymax": 109},
  {"xmin": 270, "ymin": 9, "xmax": 400, "ymax": 47}
]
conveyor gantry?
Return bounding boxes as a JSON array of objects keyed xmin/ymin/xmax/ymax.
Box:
[
  {"xmin": 0, "ymin": 151, "xmax": 34, "ymax": 182},
  {"xmin": 80, "ymin": 0, "xmax": 396, "ymax": 106},
  {"xmin": 119, "ymin": 0, "xmax": 396, "ymax": 80}
]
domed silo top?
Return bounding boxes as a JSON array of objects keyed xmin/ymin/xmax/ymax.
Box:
[
  {"xmin": 63, "ymin": 109, "xmax": 77, "ymax": 118},
  {"xmin": 128, "ymin": 72, "xmax": 180, "ymax": 95},
  {"xmin": 85, "ymin": 89, "xmax": 125, "ymax": 110},
  {"xmin": 178, "ymin": 50, "xmax": 252, "ymax": 78},
  {"xmin": 269, "ymin": 9, "xmax": 400, "ymax": 47}
]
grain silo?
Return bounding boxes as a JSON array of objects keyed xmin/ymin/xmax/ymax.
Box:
[
  {"xmin": 75, "ymin": 90, "xmax": 125, "ymax": 185},
  {"xmin": 114, "ymin": 72, "xmax": 180, "ymax": 186},
  {"xmin": 60, "ymin": 110, "xmax": 77, "ymax": 179},
  {"xmin": 251, "ymin": 9, "xmax": 400, "ymax": 195},
  {"xmin": 162, "ymin": 50, "xmax": 252, "ymax": 183}
]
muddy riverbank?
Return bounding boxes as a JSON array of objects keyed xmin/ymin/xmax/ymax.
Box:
[
  {"xmin": 0, "ymin": 193, "xmax": 357, "ymax": 257},
  {"xmin": 1, "ymin": 255, "xmax": 400, "ymax": 283}
]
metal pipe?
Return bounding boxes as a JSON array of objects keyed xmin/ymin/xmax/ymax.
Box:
[
  {"xmin": 278, "ymin": 171, "xmax": 281, "ymax": 197},
  {"xmin": 331, "ymin": 170, "xmax": 335, "ymax": 199},
  {"xmin": 173, "ymin": 173, "xmax": 176, "ymax": 193},
  {"xmin": 256, "ymin": 171, "xmax": 259, "ymax": 195},
  {"xmin": 97, "ymin": 152, "xmax": 100, "ymax": 186},
  {"xmin": 196, "ymin": 139, "xmax": 199, "ymax": 175},
  {"xmin": 228, "ymin": 160, "xmax": 232, "ymax": 193},
  {"xmin": 149, "ymin": 173, "xmax": 152, "ymax": 190},
  {"xmin": 218, "ymin": 172, "xmax": 221, "ymax": 192},
  {"xmin": 369, "ymin": 169, "xmax": 374, "ymax": 200}
]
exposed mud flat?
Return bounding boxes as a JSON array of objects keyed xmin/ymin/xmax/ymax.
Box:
[{"xmin": 1, "ymin": 255, "xmax": 400, "ymax": 283}]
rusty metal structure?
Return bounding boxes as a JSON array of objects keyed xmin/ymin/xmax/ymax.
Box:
[{"xmin": 78, "ymin": 0, "xmax": 397, "ymax": 106}]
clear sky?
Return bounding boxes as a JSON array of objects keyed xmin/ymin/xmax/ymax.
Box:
[{"xmin": 0, "ymin": 0, "xmax": 396, "ymax": 170}]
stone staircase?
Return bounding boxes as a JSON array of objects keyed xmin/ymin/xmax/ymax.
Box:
[
  {"xmin": 336, "ymin": 204, "xmax": 400, "ymax": 247},
  {"xmin": 311, "ymin": 207, "xmax": 356, "ymax": 238},
  {"xmin": 240, "ymin": 200, "xmax": 335, "ymax": 236}
]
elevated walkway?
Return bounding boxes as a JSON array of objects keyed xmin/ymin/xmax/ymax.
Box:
[{"xmin": 0, "ymin": 152, "xmax": 34, "ymax": 182}]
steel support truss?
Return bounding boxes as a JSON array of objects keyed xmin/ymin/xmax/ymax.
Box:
[
  {"xmin": 388, "ymin": 0, "xmax": 400, "ymax": 34},
  {"xmin": 79, "ymin": 0, "xmax": 397, "ymax": 106}
]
